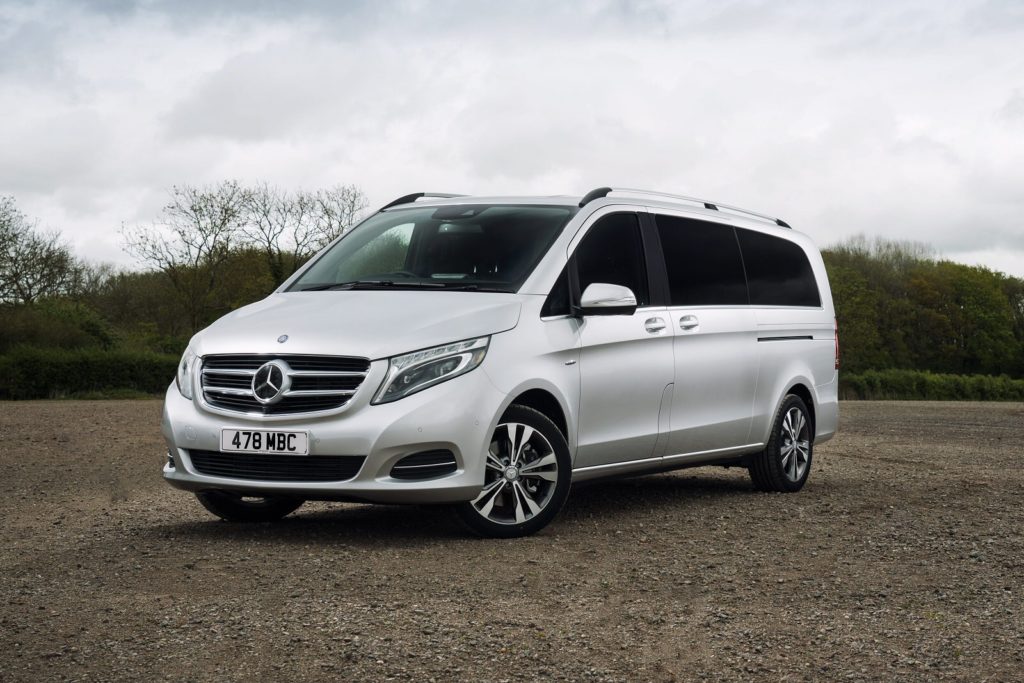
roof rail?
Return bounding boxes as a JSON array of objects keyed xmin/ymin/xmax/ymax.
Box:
[
  {"xmin": 379, "ymin": 192, "xmax": 466, "ymax": 211},
  {"xmin": 580, "ymin": 186, "xmax": 791, "ymax": 229},
  {"xmin": 579, "ymin": 187, "xmax": 612, "ymax": 207}
]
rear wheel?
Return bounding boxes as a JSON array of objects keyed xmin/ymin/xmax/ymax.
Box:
[
  {"xmin": 454, "ymin": 405, "xmax": 571, "ymax": 538},
  {"xmin": 195, "ymin": 490, "xmax": 304, "ymax": 522},
  {"xmin": 749, "ymin": 394, "xmax": 813, "ymax": 492}
]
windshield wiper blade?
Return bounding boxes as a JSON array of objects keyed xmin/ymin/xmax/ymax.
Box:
[
  {"xmin": 300, "ymin": 280, "xmax": 446, "ymax": 291},
  {"xmin": 441, "ymin": 283, "xmax": 514, "ymax": 292},
  {"xmin": 300, "ymin": 280, "xmax": 391, "ymax": 291}
]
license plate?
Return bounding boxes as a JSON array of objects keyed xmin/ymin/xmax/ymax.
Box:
[{"xmin": 220, "ymin": 429, "xmax": 309, "ymax": 455}]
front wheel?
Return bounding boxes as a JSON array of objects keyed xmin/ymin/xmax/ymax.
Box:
[
  {"xmin": 195, "ymin": 490, "xmax": 304, "ymax": 522},
  {"xmin": 454, "ymin": 405, "xmax": 572, "ymax": 538},
  {"xmin": 748, "ymin": 394, "xmax": 813, "ymax": 492}
]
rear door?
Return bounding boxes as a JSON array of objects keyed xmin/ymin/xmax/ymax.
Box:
[
  {"xmin": 735, "ymin": 227, "xmax": 833, "ymax": 441},
  {"xmin": 572, "ymin": 210, "xmax": 675, "ymax": 469},
  {"xmin": 652, "ymin": 213, "xmax": 760, "ymax": 455}
]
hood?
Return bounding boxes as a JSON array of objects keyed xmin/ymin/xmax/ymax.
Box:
[{"xmin": 192, "ymin": 290, "xmax": 523, "ymax": 360}]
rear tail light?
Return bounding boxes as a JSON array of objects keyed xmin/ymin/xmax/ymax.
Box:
[{"xmin": 834, "ymin": 318, "xmax": 841, "ymax": 370}]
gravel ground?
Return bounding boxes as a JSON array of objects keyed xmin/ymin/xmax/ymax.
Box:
[{"xmin": 1, "ymin": 400, "xmax": 1022, "ymax": 682}]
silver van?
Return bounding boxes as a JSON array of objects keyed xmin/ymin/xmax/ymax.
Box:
[{"xmin": 162, "ymin": 187, "xmax": 839, "ymax": 537}]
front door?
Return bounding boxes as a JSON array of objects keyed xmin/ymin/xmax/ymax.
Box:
[{"xmin": 573, "ymin": 211, "xmax": 674, "ymax": 469}]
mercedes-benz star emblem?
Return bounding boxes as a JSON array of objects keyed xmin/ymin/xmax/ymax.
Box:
[
  {"xmin": 277, "ymin": 335, "xmax": 289, "ymax": 343},
  {"xmin": 252, "ymin": 360, "xmax": 291, "ymax": 405}
]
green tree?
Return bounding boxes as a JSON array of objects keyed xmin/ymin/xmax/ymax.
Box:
[{"xmin": 823, "ymin": 261, "xmax": 885, "ymax": 373}]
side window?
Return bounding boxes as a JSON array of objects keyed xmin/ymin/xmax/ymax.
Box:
[
  {"xmin": 541, "ymin": 265, "xmax": 571, "ymax": 317},
  {"xmin": 574, "ymin": 213, "xmax": 649, "ymax": 306},
  {"xmin": 655, "ymin": 215, "xmax": 748, "ymax": 306},
  {"xmin": 736, "ymin": 228, "xmax": 821, "ymax": 307}
]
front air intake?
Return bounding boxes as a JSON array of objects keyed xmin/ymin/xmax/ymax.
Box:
[
  {"xmin": 189, "ymin": 450, "xmax": 365, "ymax": 482},
  {"xmin": 390, "ymin": 450, "xmax": 458, "ymax": 480}
]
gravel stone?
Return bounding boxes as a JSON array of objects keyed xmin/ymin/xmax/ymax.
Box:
[{"xmin": 0, "ymin": 400, "xmax": 1022, "ymax": 681}]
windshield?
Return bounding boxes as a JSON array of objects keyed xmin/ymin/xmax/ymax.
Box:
[{"xmin": 288, "ymin": 204, "xmax": 574, "ymax": 292}]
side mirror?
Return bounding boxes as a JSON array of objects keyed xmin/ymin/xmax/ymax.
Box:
[{"xmin": 577, "ymin": 283, "xmax": 637, "ymax": 316}]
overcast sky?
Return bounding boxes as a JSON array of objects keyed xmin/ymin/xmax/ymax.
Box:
[{"xmin": 1, "ymin": 0, "xmax": 1022, "ymax": 275}]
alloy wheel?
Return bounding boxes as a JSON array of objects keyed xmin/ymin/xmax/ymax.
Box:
[
  {"xmin": 470, "ymin": 422, "xmax": 559, "ymax": 526},
  {"xmin": 780, "ymin": 406, "xmax": 810, "ymax": 482}
]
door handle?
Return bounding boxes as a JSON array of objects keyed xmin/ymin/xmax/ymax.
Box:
[
  {"xmin": 644, "ymin": 317, "xmax": 667, "ymax": 334},
  {"xmin": 679, "ymin": 314, "xmax": 699, "ymax": 330}
]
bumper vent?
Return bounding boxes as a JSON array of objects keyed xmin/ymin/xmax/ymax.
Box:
[
  {"xmin": 200, "ymin": 355, "xmax": 370, "ymax": 415},
  {"xmin": 390, "ymin": 449, "xmax": 458, "ymax": 480},
  {"xmin": 189, "ymin": 450, "xmax": 365, "ymax": 482}
]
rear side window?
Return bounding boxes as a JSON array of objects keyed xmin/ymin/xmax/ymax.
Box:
[
  {"xmin": 654, "ymin": 215, "xmax": 748, "ymax": 306},
  {"xmin": 575, "ymin": 213, "xmax": 649, "ymax": 306},
  {"xmin": 736, "ymin": 228, "xmax": 821, "ymax": 307}
]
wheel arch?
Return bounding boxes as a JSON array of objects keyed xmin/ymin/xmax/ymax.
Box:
[
  {"xmin": 492, "ymin": 380, "xmax": 576, "ymax": 456},
  {"xmin": 510, "ymin": 388, "xmax": 569, "ymax": 440}
]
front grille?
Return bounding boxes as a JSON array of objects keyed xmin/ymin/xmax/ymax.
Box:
[
  {"xmin": 189, "ymin": 450, "xmax": 365, "ymax": 482},
  {"xmin": 201, "ymin": 354, "xmax": 371, "ymax": 415},
  {"xmin": 390, "ymin": 449, "xmax": 458, "ymax": 480}
]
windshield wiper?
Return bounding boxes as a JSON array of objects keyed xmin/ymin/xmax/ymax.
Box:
[
  {"xmin": 300, "ymin": 280, "xmax": 446, "ymax": 291},
  {"xmin": 440, "ymin": 283, "xmax": 514, "ymax": 293}
]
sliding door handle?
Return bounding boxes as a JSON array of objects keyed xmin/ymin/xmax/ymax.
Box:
[{"xmin": 679, "ymin": 315, "xmax": 699, "ymax": 330}]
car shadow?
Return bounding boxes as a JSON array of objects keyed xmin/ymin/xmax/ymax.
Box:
[
  {"xmin": 152, "ymin": 469, "xmax": 756, "ymax": 546},
  {"xmin": 566, "ymin": 469, "xmax": 754, "ymax": 515}
]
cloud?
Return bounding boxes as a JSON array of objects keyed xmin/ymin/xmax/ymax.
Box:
[{"xmin": 1, "ymin": 0, "xmax": 1023, "ymax": 275}]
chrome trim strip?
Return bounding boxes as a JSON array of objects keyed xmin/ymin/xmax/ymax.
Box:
[
  {"xmin": 282, "ymin": 389, "xmax": 356, "ymax": 397},
  {"xmin": 661, "ymin": 443, "xmax": 762, "ymax": 463},
  {"xmin": 287, "ymin": 370, "xmax": 368, "ymax": 377},
  {"xmin": 573, "ymin": 454, "xmax": 660, "ymax": 474},
  {"xmin": 391, "ymin": 461, "xmax": 458, "ymax": 470},
  {"xmin": 573, "ymin": 443, "xmax": 763, "ymax": 475},
  {"xmin": 205, "ymin": 387, "xmax": 255, "ymax": 397}
]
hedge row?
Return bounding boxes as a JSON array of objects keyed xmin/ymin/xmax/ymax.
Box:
[
  {"xmin": 2, "ymin": 348, "xmax": 1023, "ymax": 402},
  {"xmin": 0, "ymin": 347, "xmax": 178, "ymax": 399},
  {"xmin": 840, "ymin": 369, "xmax": 1024, "ymax": 401}
]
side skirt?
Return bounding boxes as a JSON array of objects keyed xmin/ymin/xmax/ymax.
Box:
[{"xmin": 571, "ymin": 443, "xmax": 763, "ymax": 483}]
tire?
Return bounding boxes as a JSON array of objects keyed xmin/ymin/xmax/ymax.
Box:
[
  {"xmin": 454, "ymin": 405, "xmax": 572, "ymax": 538},
  {"xmin": 749, "ymin": 394, "xmax": 813, "ymax": 493},
  {"xmin": 195, "ymin": 490, "xmax": 304, "ymax": 523}
]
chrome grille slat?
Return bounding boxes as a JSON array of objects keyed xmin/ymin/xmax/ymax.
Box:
[
  {"xmin": 205, "ymin": 387, "xmax": 255, "ymax": 397},
  {"xmin": 283, "ymin": 389, "xmax": 356, "ymax": 397},
  {"xmin": 202, "ymin": 368, "xmax": 255, "ymax": 376},
  {"xmin": 200, "ymin": 354, "xmax": 370, "ymax": 415},
  {"xmin": 287, "ymin": 370, "xmax": 367, "ymax": 377}
]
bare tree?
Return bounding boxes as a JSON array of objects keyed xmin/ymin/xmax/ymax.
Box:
[
  {"xmin": 308, "ymin": 184, "xmax": 368, "ymax": 249},
  {"xmin": 0, "ymin": 196, "xmax": 83, "ymax": 304},
  {"xmin": 241, "ymin": 183, "xmax": 368, "ymax": 286},
  {"xmin": 122, "ymin": 182, "xmax": 245, "ymax": 331},
  {"xmin": 241, "ymin": 183, "xmax": 313, "ymax": 286}
]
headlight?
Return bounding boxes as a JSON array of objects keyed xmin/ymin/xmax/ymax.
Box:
[
  {"xmin": 176, "ymin": 347, "xmax": 198, "ymax": 399},
  {"xmin": 373, "ymin": 336, "xmax": 489, "ymax": 404}
]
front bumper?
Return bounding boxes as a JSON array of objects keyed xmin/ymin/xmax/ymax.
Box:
[{"xmin": 161, "ymin": 364, "xmax": 505, "ymax": 504}]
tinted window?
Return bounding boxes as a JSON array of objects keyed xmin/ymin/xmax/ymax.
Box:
[
  {"xmin": 575, "ymin": 213, "xmax": 649, "ymax": 306},
  {"xmin": 655, "ymin": 215, "xmax": 748, "ymax": 306},
  {"xmin": 736, "ymin": 228, "xmax": 821, "ymax": 307}
]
